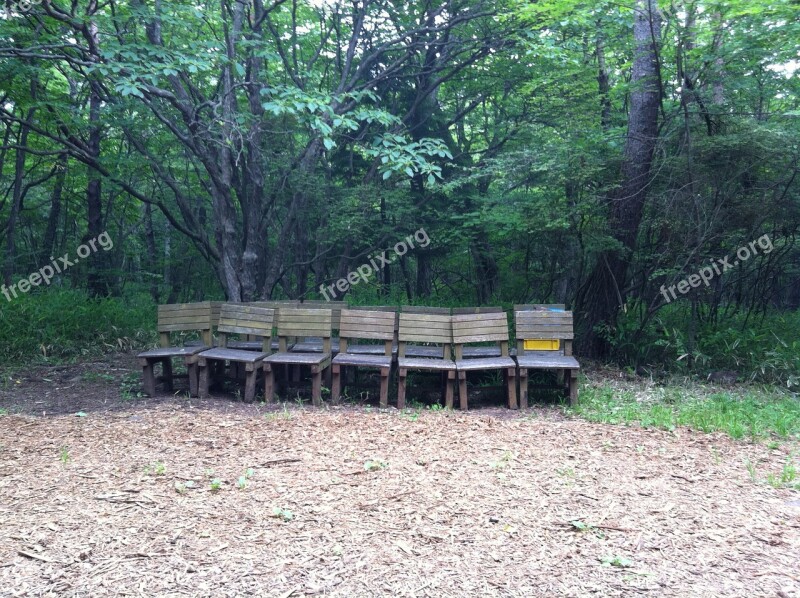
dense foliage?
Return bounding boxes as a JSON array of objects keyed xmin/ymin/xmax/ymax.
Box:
[{"xmin": 1, "ymin": 0, "xmax": 798, "ymax": 381}]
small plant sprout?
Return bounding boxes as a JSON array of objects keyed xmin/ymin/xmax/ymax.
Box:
[
  {"xmin": 364, "ymin": 459, "xmax": 388, "ymax": 471},
  {"xmin": 59, "ymin": 446, "xmax": 70, "ymax": 464},
  {"xmin": 490, "ymin": 451, "xmax": 514, "ymax": 470},
  {"xmin": 145, "ymin": 461, "xmax": 166, "ymax": 475},
  {"xmin": 744, "ymin": 459, "xmax": 758, "ymax": 483},
  {"xmin": 210, "ymin": 478, "xmax": 222, "ymax": 492},
  {"xmin": 601, "ymin": 555, "xmax": 634, "ymax": 568},
  {"xmin": 271, "ymin": 507, "xmax": 294, "ymax": 521},
  {"xmin": 236, "ymin": 469, "xmax": 254, "ymax": 489}
]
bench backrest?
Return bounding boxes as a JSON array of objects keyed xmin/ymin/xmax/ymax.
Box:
[
  {"xmin": 452, "ymin": 306, "xmax": 504, "ymax": 314},
  {"xmin": 217, "ymin": 304, "xmax": 275, "ymax": 352},
  {"xmin": 302, "ymin": 301, "xmax": 344, "ymax": 330},
  {"xmin": 452, "ymin": 312, "xmax": 510, "ymax": 359},
  {"xmin": 347, "ymin": 305, "xmax": 399, "ymax": 334},
  {"xmin": 275, "ymin": 308, "xmax": 332, "ymax": 353},
  {"xmin": 157, "ymin": 301, "xmax": 218, "ymax": 347},
  {"xmin": 515, "ymin": 310, "xmax": 574, "ymax": 356},
  {"xmin": 397, "ymin": 313, "xmax": 452, "ymax": 359},
  {"xmin": 338, "ymin": 309, "xmax": 396, "ymax": 356}
]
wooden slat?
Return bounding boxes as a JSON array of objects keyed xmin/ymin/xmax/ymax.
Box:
[
  {"xmin": 452, "ymin": 306, "xmax": 504, "ymax": 314},
  {"xmin": 514, "ymin": 304, "xmax": 566, "ymax": 311},
  {"xmin": 346, "ymin": 305, "xmax": 398, "ymax": 312},
  {"xmin": 455, "ymin": 357, "xmax": 515, "ymax": 371},
  {"xmin": 158, "ymin": 322, "xmax": 212, "ymax": 332},
  {"xmin": 516, "ymin": 353, "xmax": 580, "ymax": 369},
  {"xmin": 401, "ymin": 306, "xmax": 451, "ymax": 315},
  {"xmin": 515, "ymin": 312, "xmax": 573, "ymax": 321},
  {"xmin": 199, "ymin": 347, "xmax": 269, "ymax": 363},
  {"xmin": 397, "ymin": 357, "xmax": 456, "ymax": 370},
  {"xmin": 333, "ymin": 354, "xmax": 392, "ymax": 367},
  {"xmin": 299, "ymin": 300, "xmax": 347, "ymax": 306}
]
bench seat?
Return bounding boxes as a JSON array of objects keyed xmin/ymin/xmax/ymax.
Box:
[{"xmin": 515, "ymin": 352, "xmax": 580, "ymax": 370}]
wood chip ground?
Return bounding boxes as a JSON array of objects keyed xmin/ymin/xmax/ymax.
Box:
[{"xmin": 0, "ymin": 359, "xmax": 798, "ymax": 597}]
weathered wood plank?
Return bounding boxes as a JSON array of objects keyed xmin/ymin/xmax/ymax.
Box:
[
  {"xmin": 198, "ymin": 347, "xmax": 269, "ymax": 363},
  {"xmin": 332, "ymin": 354, "xmax": 392, "ymax": 368},
  {"xmin": 264, "ymin": 352, "xmax": 331, "ymax": 365},
  {"xmin": 401, "ymin": 306, "xmax": 451, "ymax": 314},
  {"xmin": 397, "ymin": 357, "xmax": 456, "ymax": 370},
  {"xmin": 515, "ymin": 354, "xmax": 580, "ymax": 369},
  {"xmin": 452, "ymin": 306, "xmax": 504, "ymax": 314},
  {"xmin": 455, "ymin": 357, "xmax": 515, "ymax": 371}
]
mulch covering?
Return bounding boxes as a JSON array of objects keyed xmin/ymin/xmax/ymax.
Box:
[{"xmin": 0, "ymin": 360, "xmax": 798, "ymax": 596}]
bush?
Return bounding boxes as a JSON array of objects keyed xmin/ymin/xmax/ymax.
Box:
[
  {"xmin": 609, "ymin": 305, "xmax": 800, "ymax": 389},
  {"xmin": 0, "ymin": 289, "xmax": 156, "ymax": 363}
]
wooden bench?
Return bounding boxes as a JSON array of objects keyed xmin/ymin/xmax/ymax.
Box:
[
  {"xmin": 196, "ymin": 304, "xmax": 275, "ymax": 402},
  {"xmin": 331, "ymin": 309, "xmax": 395, "ymax": 407},
  {"xmin": 396, "ymin": 313, "xmax": 456, "ymax": 409},
  {"xmin": 453, "ymin": 312, "xmax": 517, "ymax": 410},
  {"xmin": 137, "ymin": 301, "xmax": 218, "ymax": 396},
  {"xmin": 514, "ymin": 310, "xmax": 580, "ymax": 407},
  {"xmin": 263, "ymin": 308, "xmax": 332, "ymax": 406}
]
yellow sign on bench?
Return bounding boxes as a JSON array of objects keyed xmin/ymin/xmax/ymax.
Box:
[{"xmin": 524, "ymin": 339, "xmax": 560, "ymax": 351}]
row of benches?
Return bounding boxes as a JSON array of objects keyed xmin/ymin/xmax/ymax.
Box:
[{"xmin": 137, "ymin": 301, "xmax": 580, "ymax": 409}]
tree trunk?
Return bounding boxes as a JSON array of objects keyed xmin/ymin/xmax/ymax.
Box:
[
  {"xmin": 143, "ymin": 202, "xmax": 159, "ymax": 302},
  {"xmin": 40, "ymin": 153, "xmax": 67, "ymax": 266},
  {"xmin": 4, "ymin": 110, "xmax": 33, "ymax": 287},
  {"xmin": 577, "ymin": 0, "xmax": 662, "ymax": 357}
]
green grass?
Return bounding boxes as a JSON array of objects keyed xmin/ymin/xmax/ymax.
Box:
[{"xmin": 571, "ymin": 384, "xmax": 800, "ymax": 441}]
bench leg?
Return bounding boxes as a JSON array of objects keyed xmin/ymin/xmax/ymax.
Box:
[
  {"xmin": 264, "ymin": 363, "xmax": 275, "ymax": 403},
  {"xmin": 379, "ymin": 367, "xmax": 390, "ymax": 408},
  {"xmin": 519, "ymin": 368, "xmax": 528, "ymax": 409},
  {"xmin": 568, "ymin": 370, "xmax": 579, "ymax": 406},
  {"xmin": 506, "ymin": 367, "xmax": 518, "ymax": 409},
  {"xmin": 244, "ymin": 365, "xmax": 257, "ymax": 402},
  {"xmin": 311, "ymin": 367, "xmax": 322, "ymax": 407},
  {"xmin": 198, "ymin": 358, "xmax": 210, "ymax": 399},
  {"xmin": 331, "ymin": 364, "xmax": 342, "ymax": 404},
  {"xmin": 324, "ymin": 364, "xmax": 332, "ymax": 394},
  {"xmin": 397, "ymin": 368, "xmax": 407, "ymax": 409},
  {"xmin": 458, "ymin": 371, "xmax": 468, "ymax": 410},
  {"xmin": 162, "ymin": 358, "xmax": 174, "ymax": 392},
  {"xmin": 446, "ymin": 371, "xmax": 455, "ymax": 409},
  {"xmin": 186, "ymin": 359, "xmax": 198, "ymax": 397},
  {"xmin": 140, "ymin": 359, "xmax": 156, "ymax": 397}
]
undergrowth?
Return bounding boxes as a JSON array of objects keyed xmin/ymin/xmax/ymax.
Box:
[
  {"xmin": 572, "ymin": 383, "xmax": 800, "ymax": 441},
  {"xmin": 0, "ymin": 289, "xmax": 155, "ymax": 363}
]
